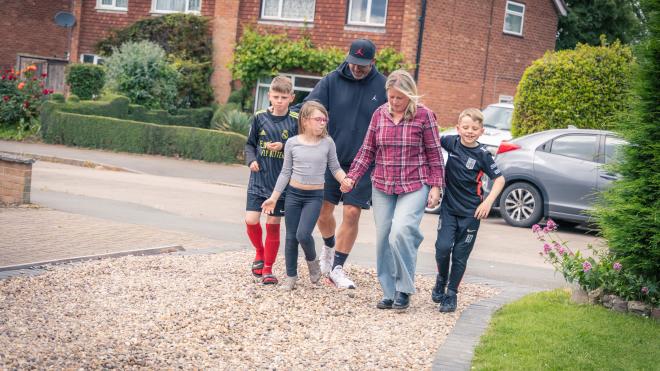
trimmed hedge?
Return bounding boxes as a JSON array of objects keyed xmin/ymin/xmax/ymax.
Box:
[
  {"xmin": 66, "ymin": 64, "xmax": 106, "ymax": 100},
  {"xmin": 40, "ymin": 102, "xmax": 244, "ymax": 163},
  {"xmin": 57, "ymin": 95, "xmax": 212, "ymax": 128},
  {"xmin": 512, "ymin": 41, "xmax": 634, "ymax": 137}
]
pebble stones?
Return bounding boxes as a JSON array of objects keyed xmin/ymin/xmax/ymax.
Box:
[{"xmin": 0, "ymin": 251, "xmax": 499, "ymax": 369}]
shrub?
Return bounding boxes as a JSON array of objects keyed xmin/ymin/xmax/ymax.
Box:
[
  {"xmin": 49, "ymin": 93, "xmax": 65, "ymax": 103},
  {"xmin": 211, "ymin": 104, "xmax": 250, "ymax": 135},
  {"xmin": 0, "ymin": 65, "xmax": 52, "ymax": 132},
  {"xmin": 512, "ymin": 40, "xmax": 634, "ymax": 136},
  {"xmin": 594, "ymin": 0, "xmax": 660, "ymax": 284},
  {"xmin": 66, "ymin": 64, "xmax": 106, "ymax": 100},
  {"xmin": 104, "ymin": 40, "xmax": 180, "ymax": 112},
  {"xmin": 67, "ymin": 94, "xmax": 80, "ymax": 103},
  {"xmin": 170, "ymin": 57, "xmax": 214, "ymax": 109}
]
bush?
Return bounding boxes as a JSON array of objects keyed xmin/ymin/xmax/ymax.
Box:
[
  {"xmin": 594, "ymin": 0, "xmax": 660, "ymax": 284},
  {"xmin": 66, "ymin": 64, "xmax": 106, "ymax": 100},
  {"xmin": 40, "ymin": 101, "xmax": 244, "ymax": 163},
  {"xmin": 95, "ymin": 13, "xmax": 214, "ymax": 108},
  {"xmin": 49, "ymin": 93, "xmax": 65, "ymax": 103},
  {"xmin": 104, "ymin": 40, "xmax": 180, "ymax": 112},
  {"xmin": 211, "ymin": 104, "xmax": 249, "ymax": 135},
  {"xmin": 0, "ymin": 65, "xmax": 52, "ymax": 132},
  {"xmin": 512, "ymin": 40, "xmax": 634, "ymax": 136}
]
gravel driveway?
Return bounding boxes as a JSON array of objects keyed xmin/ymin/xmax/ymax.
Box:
[{"xmin": 0, "ymin": 251, "xmax": 498, "ymax": 369}]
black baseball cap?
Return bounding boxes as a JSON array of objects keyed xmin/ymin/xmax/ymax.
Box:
[{"xmin": 346, "ymin": 39, "xmax": 376, "ymax": 66}]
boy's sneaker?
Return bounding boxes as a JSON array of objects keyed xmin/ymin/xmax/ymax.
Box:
[
  {"xmin": 439, "ymin": 290, "xmax": 457, "ymax": 313},
  {"xmin": 281, "ymin": 276, "xmax": 297, "ymax": 291},
  {"xmin": 319, "ymin": 246, "xmax": 335, "ymax": 274},
  {"xmin": 431, "ymin": 275, "xmax": 446, "ymax": 303},
  {"xmin": 307, "ymin": 259, "xmax": 321, "ymax": 284},
  {"xmin": 329, "ymin": 265, "xmax": 356, "ymax": 289}
]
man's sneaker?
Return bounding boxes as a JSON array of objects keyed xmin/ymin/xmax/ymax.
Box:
[
  {"xmin": 432, "ymin": 275, "xmax": 446, "ymax": 303},
  {"xmin": 319, "ymin": 246, "xmax": 335, "ymax": 274},
  {"xmin": 307, "ymin": 259, "xmax": 321, "ymax": 284},
  {"xmin": 281, "ymin": 276, "xmax": 297, "ymax": 291},
  {"xmin": 329, "ymin": 265, "xmax": 356, "ymax": 289},
  {"xmin": 439, "ymin": 290, "xmax": 457, "ymax": 313}
]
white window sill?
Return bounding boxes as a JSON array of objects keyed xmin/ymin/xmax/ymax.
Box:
[
  {"xmin": 150, "ymin": 10, "xmax": 201, "ymax": 15},
  {"xmin": 503, "ymin": 30, "xmax": 523, "ymax": 37},
  {"xmin": 258, "ymin": 19, "xmax": 314, "ymax": 28},
  {"xmin": 344, "ymin": 24, "xmax": 386, "ymax": 33},
  {"xmin": 95, "ymin": 7, "xmax": 128, "ymax": 13}
]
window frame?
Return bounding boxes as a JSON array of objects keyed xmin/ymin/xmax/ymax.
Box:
[
  {"xmin": 546, "ymin": 134, "xmax": 600, "ymax": 163},
  {"xmin": 260, "ymin": 0, "xmax": 317, "ymax": 22},
  {"xmin": 346, "ymin": 0, "xmax": 388, "ymax": 27},
  {"xmin": 96, "ymin": 0, "xmax": 128, "ymax": 11},
  {"xmin": 150, "ymin": 0, "xmax": 201, "ymax": 15},
  {"xmin": 80, "ymin": 54, "xmax": 105, "ymax": 65},
  {"xmin": 254, "ymin": 73, "xmax": 322, "ymax": 113},
  {"xmin": 503, "ymin": 0, "xmax": 525, "ymax": 36}
]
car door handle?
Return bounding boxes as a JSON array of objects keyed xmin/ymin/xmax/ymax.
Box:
[{"xmin": 600, "ymin": 173, "xmax": 618, "ymax": 180}]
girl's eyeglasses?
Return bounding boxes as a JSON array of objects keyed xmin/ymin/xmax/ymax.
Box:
[{"xmin": 309, "ymin": 117, "xmax": 328, "ymax": 123}]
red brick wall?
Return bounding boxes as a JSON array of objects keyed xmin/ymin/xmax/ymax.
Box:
[
  {"xmin": 236, "ymin": 0, "xmax": 410, "ymax": 56},
  {"xmin": 76, "ymin": 0, "xmax": 216, "ymax": 58},
  {"xmin": 417, "ymin": 0, "xmax": 558, "ymax": 126},
  {"xmin": 0, "ymin": 0, "xmax": 73, "ymax": 69}
]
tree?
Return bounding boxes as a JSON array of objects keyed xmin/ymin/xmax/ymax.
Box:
[{"xmin": 556, "ymin": 0, "xmax": 646, "ymax": 50}]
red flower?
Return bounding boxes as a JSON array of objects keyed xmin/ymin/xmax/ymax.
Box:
[
  {"xmin": 42, "ymin": 89, "xmax": 50, "ymax": 95},
  {"xmin": 48, "ymin": 89, "xmax": 54, "ymax": 94},
  {"xmin": 41, "ymin": 73, "xmax": 48, "ymax": 78},
  {"xmin": 23, "ymin": 101, "xmax": 29, "ymax": 108},
  {"xmin": 2, "ymin": 96, "xmax": 9, "ymax": 102}
]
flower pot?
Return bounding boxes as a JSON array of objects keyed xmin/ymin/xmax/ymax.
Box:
[
  {"xmin": 611, "ymin": 296, "xmax": 628, "ymax": 313},
  {"xmin": 570, "ymin": 286, "xmax": 589, "ymax": 305},
  {"xmin": 627, "ymin": 301, "xmax": 651, "ymax": 317}
]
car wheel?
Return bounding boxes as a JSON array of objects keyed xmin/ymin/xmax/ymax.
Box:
[{"xmin": 499, "ymin": 182, "xmax": 543, "ymax": 228}]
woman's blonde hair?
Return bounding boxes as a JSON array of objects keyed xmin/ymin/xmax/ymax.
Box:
[
  {"xmin": 385, "ymin": 69, "xmax": 420, "ymax": 120},
  {"xmin": 298, "ymin": 101, "xmax": 329, "ymax": 137}
]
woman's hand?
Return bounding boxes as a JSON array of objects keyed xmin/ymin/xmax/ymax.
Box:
[
  {"xmin": 249, "ymin": 161, "xmax": 260, "ymax": 172},
  {"xmin": 340, "ymin": 177, "xmax": 355, "ymax": 193},
  {"xmin": 261, "ymin": 198, "xmax": 276, "ymax": 214},
  {"xmin": 427, "ymin": 186, "xmax": 442, "ymax": 208}
]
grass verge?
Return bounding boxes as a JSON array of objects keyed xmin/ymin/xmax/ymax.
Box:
[{"xmin": 472, "ymin": 289, "xmax": 659, "ymax": 370}]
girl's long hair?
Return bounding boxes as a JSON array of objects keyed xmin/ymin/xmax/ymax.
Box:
[
  {"xmin": 298, "ymin": 101, "xmax": 329, "ymax": 137},
  {"xmin": 385, "ymin": 69, "xmax": 420, "ymax": 120}
]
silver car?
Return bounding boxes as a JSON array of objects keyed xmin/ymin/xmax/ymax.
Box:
[{"xmin": 482, "ymin": 128, "xmax": 627, "ymax": 227}]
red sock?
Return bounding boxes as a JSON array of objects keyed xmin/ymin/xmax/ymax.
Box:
[
  {"xmin": 263, "ymin": 223, "xmax": 280, "ymax": 275},
  {"xmin": 246, "ymin": 223, "xmax": 264, "ymax": 262}
]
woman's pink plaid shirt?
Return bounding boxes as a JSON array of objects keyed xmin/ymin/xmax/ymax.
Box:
[{"xmin": 347, "ymin": 103, "xmax": 445, "ymax": 195}]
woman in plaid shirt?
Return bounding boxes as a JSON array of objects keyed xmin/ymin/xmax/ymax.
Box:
[{"xmin": 341, "ymin": 69, "xmax": 445, "ymax": 310}]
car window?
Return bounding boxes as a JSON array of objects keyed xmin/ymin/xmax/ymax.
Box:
[
  {"xmin": 482, "ymin": 106, "xmax": 513, "ymax": 130},
  {"xmin": 604, "ymin": 136, "xmax": 627, "ymax": 163},
  {"xmin": 549, "ymin": 135, "xmax": 598, "ymax": 162}
]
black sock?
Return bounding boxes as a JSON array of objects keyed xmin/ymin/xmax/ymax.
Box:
[
  {"xmin": 333, "ymin": 251, "xmax": 349, "ymax": 269},
  {"xmin": 323, "ymin": 235, "xmax": 336, "ymax": 248}
]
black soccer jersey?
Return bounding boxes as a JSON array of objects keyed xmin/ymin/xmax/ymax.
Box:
[
  {"xmin": 245, "ymin": 109, "xmax": 298, "ymax": 198},
  {"xmin": 440, "ymin": 135, "xmax": 502, "ymax": 217}
]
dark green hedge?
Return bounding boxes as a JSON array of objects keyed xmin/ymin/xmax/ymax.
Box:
[
  {"xmin": 57, "ymin": 95, "xmax": 212, "ymax": 128},
  {"xmin": 66, "ymin": 64, "xmax": 106, "ymax": 100},
  {"xmin": 40, "ymin": 102, "xmax": 244, "ymax": 163}
]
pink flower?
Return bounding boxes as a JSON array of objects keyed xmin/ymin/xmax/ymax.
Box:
[
  {"xmin": 2, "ymin": 96, "xmax": 8, "ymax": 102},
  {"xmin": 613, "ymin": 262, "xmax": 622, "ymax": 271},
  {"xmin": 543, "ymin": 226, "xmax": 550, "ymax": 233},
  {"xmin": 641, "ymin": 287, "xmax": 649, "ymax": 295},
  {"xmin": 582, "ymin": 261, "xmax": 592, "ymax": 272},
  {"xmin": 543, "ymin": 243, "xmax": 552, "ymax": 254},
  {"xmin": 532, "ymin": 224, "xmax": 541, "ymax": 233},
  {"xmin": 546, "ymin": 219, "xmax": 558, "ymax": 231}
]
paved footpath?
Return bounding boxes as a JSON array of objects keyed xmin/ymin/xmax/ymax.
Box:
[{"xmin": 0, "ymin": 141, "xmax": 553, "ymax": 370}]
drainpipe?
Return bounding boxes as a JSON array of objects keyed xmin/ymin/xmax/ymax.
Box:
[
  {"xmin": 413, "ymin": 0, "xmax": 428, "ymax": 81},
  {"xmin": 480, "ymin": 0, "xmax": 496, "ymax": 107}
]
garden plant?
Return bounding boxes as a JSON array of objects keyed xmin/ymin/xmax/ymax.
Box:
[{"xmin": 0, "ymin": 65, "xmax": 52, "ymax": 139}]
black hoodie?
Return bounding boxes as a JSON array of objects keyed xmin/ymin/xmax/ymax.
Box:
[{"xmin": 302, "ymin": 62, "xmax": 387, "ymax": 166}]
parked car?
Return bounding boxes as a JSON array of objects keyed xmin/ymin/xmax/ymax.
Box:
[
  {"xmin": 481, "ymin": 128, "xmax": 627, "ymax": 227},
  {"xmin": 425, "ymin": 103, "xmax": 514, "ymax": 214}
]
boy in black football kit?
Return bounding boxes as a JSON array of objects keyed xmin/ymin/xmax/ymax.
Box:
[
  {"xmin": 245, "ymin": 76, "xmax": 298, "ymax": 285},
  {"xmin": 433, "ymin": 108, "xmax": 506, "ymax": 312}
]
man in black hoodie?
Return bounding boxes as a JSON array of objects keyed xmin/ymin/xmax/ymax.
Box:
[{"xmin": 303, "ymin": 39, "xmax": 387, "ymax": 289}]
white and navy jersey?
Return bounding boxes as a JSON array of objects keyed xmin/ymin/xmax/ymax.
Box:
[
  {"xmin": 440, "ymin": 135, "xmax": 502, "ymax": 217},
  {"xmin": 245, "ymin": 109, "xmax": 298, "ymax": 198}
]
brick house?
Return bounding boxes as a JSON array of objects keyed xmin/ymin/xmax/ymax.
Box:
[{"xmin": 1, "ymin": 0, "xmax": 566, "ymax": 125}]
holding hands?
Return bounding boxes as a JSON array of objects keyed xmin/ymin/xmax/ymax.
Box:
[
  {"xmin": 340, "ymin": 177, "xmax": 355, "ymax": 193},
  {"xmin": 427, "ymin": 186, "xmax": 442, "ymax": 208}
]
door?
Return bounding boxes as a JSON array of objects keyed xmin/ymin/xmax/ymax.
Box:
[
  {"xmin": 534, "ymin": 134, "xmax": 600, "ymax": 220},
  {"xmin": 17, "ymin": 55, "xmax": 68, "ymax": 93},
  {"xmin": 597, "ymin": 135, "xmax": 627, "ymax": 190}
]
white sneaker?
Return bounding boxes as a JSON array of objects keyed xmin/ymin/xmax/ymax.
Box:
[
  {"xmin": 281, "ymin": 276, "xmax": 297, "ymax": 291},
  {"xmin": 329, "ymin": 265, "xmax": 356, "ymax": 289},
  {"xmin": 320, "ymin": 245, "xmax": 335, "ymax": 274}
]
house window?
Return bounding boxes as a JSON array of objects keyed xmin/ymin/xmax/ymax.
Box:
[
  {"xmin": 152, "ymin": 0, "xmax": 201, "ymax": 14},
  {"xmin": 80, "ymin": 54, "xmax": 105, "ymax": 65},
  {"xmin": 255, "ymin": 74, "xmax": 321, "ymax": 112},
  {"xmin": 97, "ymin": 0, "xmax": 128, "ymax": 11},
  {"xmin": 261, "ymin": 0, "xmax": 316, "ymax": 22},
  {"xmin": 348, "ymin": 0, "xmax": 387, "ymax": 26},
  {"xmin": 503, "ymin": 1, "xmax": 525, "ymax": 36}
]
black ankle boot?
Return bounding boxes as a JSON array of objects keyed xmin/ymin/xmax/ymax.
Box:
[
  {"xmin": 392, "ymin": 292, "xmax": 410, "ymax": 310},
  {"xmin": 376, "ymin": 298, "xmax": 394, "ymax": 309},
  {"xmin": 432, "ymin": 275, "xmax": 446, "ymax": 304}
]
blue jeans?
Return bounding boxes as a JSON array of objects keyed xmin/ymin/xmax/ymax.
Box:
[
  {"xmin": 284, "ymin": 186, "xmax": 324, "ymax": 277},
  {"xmin": 371, "ymin": 185, "xmax": 429, "ymax": 299}
]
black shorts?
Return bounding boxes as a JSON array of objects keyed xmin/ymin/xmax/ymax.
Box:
[
  {"xmin": 246, "ymin": 193, "xmax": 286, "ymax": 217},
  {"xmin": 324, "ymin": 165, "xmax": 373, "ymax": 209}
]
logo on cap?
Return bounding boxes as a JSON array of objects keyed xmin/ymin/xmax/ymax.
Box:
[{"xmin": 355, "ymin": 48, "xmax": 365, "ymax": 57}]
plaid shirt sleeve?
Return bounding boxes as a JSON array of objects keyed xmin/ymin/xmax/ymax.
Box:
[
  {"xmin": 422, "ymin": 108, "xmax": 445, "ymax": 188},
  {"xmin": 347, "ymin": 109, "xmax": 379, "ymax": 183}
]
